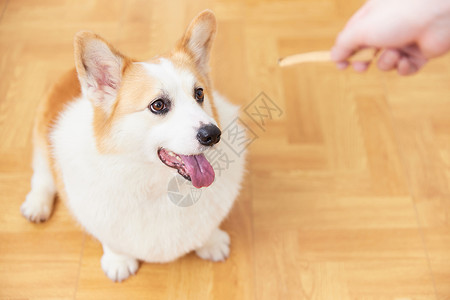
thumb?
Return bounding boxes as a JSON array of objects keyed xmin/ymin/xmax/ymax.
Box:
[
  {"xmin": 331, "ymin": 25, "xmax": 367, "ymax": 62},
  {"xmin": 331, "ymin": 1, "xmax": 374, "ymax": 63}
]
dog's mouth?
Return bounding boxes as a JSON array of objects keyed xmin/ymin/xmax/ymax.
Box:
[{"xmin": 157, "ymin": 148, "xmax": 215, "ymax": 188}]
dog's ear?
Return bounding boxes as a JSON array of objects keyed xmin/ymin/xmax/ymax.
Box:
[
  {"xmin": 74, "ymin": 31, "xmax": 128, "ymax": 113},
  {"xmin": 177, "ymin": 10, "xmax": 217, "ymax": 74}
]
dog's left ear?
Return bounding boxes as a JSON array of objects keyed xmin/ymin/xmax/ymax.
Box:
[{"xmin": 177, "ymin": 10, "xmax": 217, "ymax": 74}]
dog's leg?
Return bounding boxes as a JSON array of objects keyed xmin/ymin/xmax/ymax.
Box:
[
  {"xmin": 195, "ymin": 228, "xmax": 230, "ymax": 262},
  {"xmin": 101, "ymin": 244, "xmax": 139, "ymax": 282},
  {"xmin": 21, "ymin": 145, "xmax": 56, "ymax": 223}
]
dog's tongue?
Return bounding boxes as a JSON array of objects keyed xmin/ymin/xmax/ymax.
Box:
[{"xmin": 180, "ymin": 154, "xmax": 215, "ymax": 188}]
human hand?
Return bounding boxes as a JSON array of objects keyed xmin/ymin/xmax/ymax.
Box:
[{"xmin": 331, "ymin": 0, "xmax": 450, "ymax": 75}]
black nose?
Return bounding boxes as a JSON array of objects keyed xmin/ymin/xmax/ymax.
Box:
[{"xmin": 197, "ymin": 124, "xmax": 221, "ymax": 146}]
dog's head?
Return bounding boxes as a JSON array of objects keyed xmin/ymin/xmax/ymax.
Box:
[{"xmin": 74, "ymin": 10, "xmax": 220, "ymax": 188}]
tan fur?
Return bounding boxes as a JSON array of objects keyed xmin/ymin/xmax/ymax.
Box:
[
  {"xmin": 114, "ymin": 63, "xmax": 160, "ymax": 114},
  {"xmin": 33, "ymin": 68, "xmax": 81, "ymax": 203},
  {"xmin": 35, "ymin": 69, "xmax": 81, "ymax": 149},
  {"xmin": 93, "ymin": 62, "xmax": 160, "ymax": 153}
]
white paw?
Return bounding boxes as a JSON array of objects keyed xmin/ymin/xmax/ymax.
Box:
[
  {"xmin": 101, "ymin": 252, "xmax": 139, "ymax": 282},
  {"xmin": 195, "ymin": 229, "xmax": 230, "ymax": 262},
  {"xmin": 20, "ymin": 191, "xmax": 53, "ymax": 223}
]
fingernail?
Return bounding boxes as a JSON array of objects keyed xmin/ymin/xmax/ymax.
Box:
[
  {"xmin": 352, "ymin": 61, "xmax": 369, "ymax": 72},
  {"xmin": 337, "ymin": 62, "xmax": 348, "ymax": 70}
]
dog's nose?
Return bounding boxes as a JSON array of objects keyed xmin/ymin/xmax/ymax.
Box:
[{"xmin": 197, "ymin": 124, "xmax": 221, "ymax": 146}]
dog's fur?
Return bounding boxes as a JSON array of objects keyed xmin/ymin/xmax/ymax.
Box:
[{"xmin": 20, "ymin": 10, "xmax": 245, "ymax": 282}]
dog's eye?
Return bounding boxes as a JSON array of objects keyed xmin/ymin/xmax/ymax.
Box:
[
  {"xmin": 195, "ymin": 88, "xmax": 204, "ymax": 103},
  {"xmin": 149, "ymin": 99, "xmax": 166, "ymax": 114}
]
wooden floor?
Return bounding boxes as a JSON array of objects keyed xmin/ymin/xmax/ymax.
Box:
[{"xmin": 1, "ymin": 0, "xmax": 450, "ymax": 299}]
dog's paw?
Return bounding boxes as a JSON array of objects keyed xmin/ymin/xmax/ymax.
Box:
[
  {"xmin": 101, "ymin": 251, "xmax": 139, "ymax": 282},
  {"xmin": 20, "ymin": 191, "xmax": 53, "ymax": 223},
  {"xmin": 195, "ymin": 228, "xmax": 230, "ymax": 262}
]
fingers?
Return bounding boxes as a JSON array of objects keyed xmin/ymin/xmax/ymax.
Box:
[
  {"xmin": 336, "ymin": 61, "xmax": 349, "ymax": 70},
  {"xmin": 399, "ymin": 45, "xmax": 428, "ymax": 75},
  {"xmin": 335, "ymin": 47, "xmax": 428, "ymax": 75},
  {"xmin": 377, "ymin": 46, "xmax": 428, "ymax": 75},
  {"xmin": 377, "ymin": 49, "xmax": 401, "ymax": 71},
  {"xmin": 397, "ymin": 57, "xmax": 417, "ymax": 75},
  {"xmin": 397, "ymin": 56, "xmax": 427, "ymax": 76},
  {"xmin": 351, "ymin": 61, "xmax": 371, "ymax": 72},
  {"xmin": 331, "ymin": 46, "xmax": 374, "ymax": 72},
  {"xmin": 331, "ymin": 51, "xmax": 372, "ymax": 72}
]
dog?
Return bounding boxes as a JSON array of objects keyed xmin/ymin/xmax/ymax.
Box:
[{"xmin": 20, "ymin": 10, "xmax": 246, "ymax": 282}]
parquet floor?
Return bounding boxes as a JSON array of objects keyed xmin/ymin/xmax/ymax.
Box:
[{"xmin": 1, "ymin": 0, "xmax": 449, "ymax": 299}]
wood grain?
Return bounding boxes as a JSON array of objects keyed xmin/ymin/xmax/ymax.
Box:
[{"xmin": 0, "ymin": 0, "xmax": 449, "ymax": 299}]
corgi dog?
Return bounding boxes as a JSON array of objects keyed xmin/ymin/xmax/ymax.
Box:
[{"xmin": 20, "ymin": 10, "xmax": 246, "ymax": 282}]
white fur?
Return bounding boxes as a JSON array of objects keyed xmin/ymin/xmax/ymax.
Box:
[
  {"xmin": 23, "ymin": 58, "xmax": 246, "ymax": 281},
  {"xmin": 21, "ymin": 145, "xmax": 56, "ymax": 222},
  {"xmin": 101, "ymin": 244, "xmax": 139, "ymax": 282},
  {"xmin": 195, "ymin": 228, "xmax": 230, "ymax": 262}
]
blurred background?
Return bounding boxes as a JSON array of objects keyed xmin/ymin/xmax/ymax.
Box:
[{"xmin": 0, "ymin": 0, "xmax": 449, "ymax": 299}]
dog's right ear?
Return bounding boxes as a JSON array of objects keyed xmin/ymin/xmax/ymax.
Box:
[
  {"xmin": 176, "ymin": 10, "xmax": 217, "ymax": 76},
  {"xmin": 74, "ymin": 31, "xmax": 127, "ymax": 113}
]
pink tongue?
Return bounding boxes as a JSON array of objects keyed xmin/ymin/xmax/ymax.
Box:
[{"xmin": 180, "ymin": 154, "xmax": 215, "ymax": 188}]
